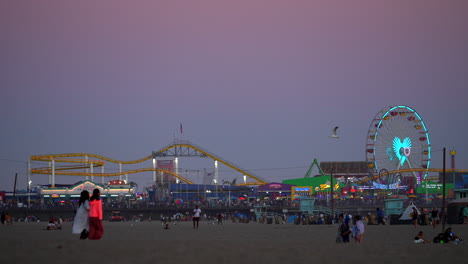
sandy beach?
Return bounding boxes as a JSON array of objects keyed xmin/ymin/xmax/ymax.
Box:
[{"xmin": 1, "ymin": 220, "xmax": 467, "ymax": 264}]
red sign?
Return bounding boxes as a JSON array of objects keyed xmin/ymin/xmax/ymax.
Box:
[{"xmin": 268, "ymin": 184, "xmax": 282, "ymax": 189}]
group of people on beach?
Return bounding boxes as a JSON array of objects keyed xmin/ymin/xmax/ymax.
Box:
[
  {"xmin": 337, "ymin": 214, "xmax": 365, "ymax": 244},
  {"xmin": 414, "ymin": 227, "xmax": 462, "ymax": 244},
  {"xmin": 1, "ymin": 212, "xmax": 12, "ymax": 225},
  {"xmin": 71, "ymin": 188, "xmax": 104, "ymax": 240},
  {"xmin": 46, "ymin": 216, "xmax": 63, "ymax": 230},
  {"xmin": 411, "ymin": 207, "xmax": 442, "ymax": 229}
]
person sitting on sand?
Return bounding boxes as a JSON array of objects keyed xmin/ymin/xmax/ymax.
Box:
[
  {"xmin": 444, "ymin": 227, "xmax": 462, "ymax": 242},
  {"xmin": 46, "ymin": 218, "xmax": 61, "ymax": 230},
  {"xmin": 414, "ymin": 231, "xmax": 430, "ymax": 244},
  {"xmin": 47, "ymin": 221, "xmax": 57, "ymax": 230},
  {"xmin": 433, "ymin": 233, "xmax": 448, "ymax": 244}
]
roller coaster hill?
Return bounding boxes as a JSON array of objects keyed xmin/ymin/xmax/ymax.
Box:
[{"xmin": 28, "ymin": 140, "xmax": 268, "ymax": 203}]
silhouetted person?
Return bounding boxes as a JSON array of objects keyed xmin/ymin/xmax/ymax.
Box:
[{"xmin": 193, "ymin": 205, "xmax": 201, "ymax": 229}]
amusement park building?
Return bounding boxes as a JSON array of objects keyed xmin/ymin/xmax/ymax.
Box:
[
  {"xmin": 148, "ymin": 183, "xmax": 256, "ymax": 202},
  {"xmin": 38, "ymin": 180, "xmax": 136, "ymax": 200},
  {"xmin": 319, "ymin": 161, "xmax": 370, "ymax": 179}
]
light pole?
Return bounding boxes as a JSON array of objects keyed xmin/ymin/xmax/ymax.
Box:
[
  {"xmin": 442, "ymin": 148, "xmax": 447, "ymax": 233},
  {"xmin": 331, "ymin": 168, "xmax": 334, "ymax": 223},
  {"xmin": 228, "ymin": 182, "xmax": 231, "ymax": 207},
  {"xmin": 451, "ymin": 150, "xmax": 456, "ymax": 190},
  {"xmin": 28, "ymin": 180, "xmax": 32, "ymax": 208}
]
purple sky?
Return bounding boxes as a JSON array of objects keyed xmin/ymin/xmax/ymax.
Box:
[{"xmin": 1, "ymin": 0, "xmax": 467, "ymax": 191}]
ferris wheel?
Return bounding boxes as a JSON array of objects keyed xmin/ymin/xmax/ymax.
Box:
[{"xmin": 366, "ymin": 105, "xmax": 431, "ymax": 185}]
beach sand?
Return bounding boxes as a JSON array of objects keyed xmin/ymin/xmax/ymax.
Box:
[{"xmin": 1, "ymin": 221, "xmax": 467, "ymax": 264}]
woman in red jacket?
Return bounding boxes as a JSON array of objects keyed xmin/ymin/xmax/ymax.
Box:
[{"xmin": 88, "ymin": 189, "xmax": 104, "ymax": 240}]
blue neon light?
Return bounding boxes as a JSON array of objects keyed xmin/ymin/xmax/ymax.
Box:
[{"xmin": 393, "ymin": 137, "xmax": 412, "ymax": 166}]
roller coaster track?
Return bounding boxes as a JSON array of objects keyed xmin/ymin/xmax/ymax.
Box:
[
  {"xmin": 356, "ymin": 168, "xmax": 468, "ymax": 184},
  {"xmin": 30, "ymin": 154, "xmax": 194, "ymax": 184},
  {"xmin": 31, "ymin": 153, "xmax": 152, "ymax": 164},
  {"xmin": 30, "ymin": 140, "xmax": 266, "ymax": 185},
  {"xmin": 153, "ymin": 141, "xmax": 267, "ymax": 185}
]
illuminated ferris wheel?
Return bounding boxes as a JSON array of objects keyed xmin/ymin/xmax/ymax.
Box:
[{"xmin": 366, "ymin": 106, "xmax": 431, "ymax": 184}]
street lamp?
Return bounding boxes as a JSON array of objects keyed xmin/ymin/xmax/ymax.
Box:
[
  {"xmin": 28, "ymin": 180, "xmax": 32, "ymax": 208},
  {"xmin": 451, "ymin": 150, "xmax": 456, "ymax": 188},
  {"xmin": 330, "ymin": 167, "xmax": 334, "ymax": 223},
  {"xmin": 228, "ymin": 182, "xmax": 231, "ymax": 207}
]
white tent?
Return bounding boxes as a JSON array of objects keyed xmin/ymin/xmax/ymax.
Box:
[{"xmin": 399, "ymin": 202, "xmax": 421, "ymax": 220}]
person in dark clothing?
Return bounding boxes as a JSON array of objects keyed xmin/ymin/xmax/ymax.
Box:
[
  {"xmin": 376, "ymin": 208, "xmax": 385, "ymax": 225},
  {"xmin": 217, "ymin": 212, "xmax": 223, "ymax": 225},
  {"xmin": 433, "ymin": 233, "xmax": 448, "ymax": 244},
  {"xmin": 431, "ymin": 207, "xmax": 439, "ymax": 229},
  {"xmin": 444, "ymin": 227, "xmax": 462, "ymax": 242},
  {"xmin": 338, "ymin": 214, "xmax": 351, "ymax": 243},
  {"xmin": 412, "ymin": 207, "xmax": 419, "ymax": 228}
]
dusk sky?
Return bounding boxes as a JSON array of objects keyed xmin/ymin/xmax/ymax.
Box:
[{"xmin": 1, "ymin": 0, "xmax": 467, "ymax": 191}]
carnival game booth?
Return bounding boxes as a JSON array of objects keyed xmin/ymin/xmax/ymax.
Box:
[
  {"xmin": 256, "ymin": 182, "xmax": 295, "ymax": 200},
  {"xmin": 39, "ymin": 180, "xmax": 135, "ymax": 202}
]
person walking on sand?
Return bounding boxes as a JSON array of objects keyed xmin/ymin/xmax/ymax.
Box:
[
  {"xmin": 5, "ymin": 213, "xmax": 12, "ymax": 225},
  {"xmin": 88, "ymin": 189, "xmax": 104, "ymax": 240},
  {"xmin": 193, "ymin": 205, "xmax": 201, "ymax": 229},
  {"xmin": 217, "ymin": 212, "xmax": 223, "ymax": 225},
  {"xmin": 463, "ymin": 206, "xmax": 468, "ymax": 224},
  {"xmin": 353, "ymin": 215, "xmax": 365, "ymax": 243},
  {"xmin": 411, "ymin": 207, "xmax": 419, "ymax": 228},
  {"xmin": 72, "ymin": 190, "xmax": 90, "ymax": 239},
  {"xmin": 338, "ymin": 214, "xmax": 350, "ymax": 243},
  {"xmin": 376, "ymin": 208, "xmax": 385, "ymax": 225},
  {"xmin": 431, "ymin": 207, "xmax": 439, "ymax": 229}
]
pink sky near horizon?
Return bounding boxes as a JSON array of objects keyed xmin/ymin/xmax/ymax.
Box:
[{"xmin": 0, "ymin": 0, "xmax": 467, "ymax": 189}]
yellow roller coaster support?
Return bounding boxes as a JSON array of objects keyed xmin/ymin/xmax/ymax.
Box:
[{"xmin": 30, "ymin": 154, "xmax": 193, "ymax": 184}]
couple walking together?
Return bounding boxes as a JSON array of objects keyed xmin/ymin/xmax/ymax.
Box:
[{"xmin": 72, "ymin": 188, "xmax": 104, "ymax": 240}]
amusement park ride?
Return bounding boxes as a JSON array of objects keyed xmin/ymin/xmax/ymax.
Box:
[
  {"xmin": 362, "ymin": 105, "xmax": 467, "ymax": 190},
  {"xmin": 29, "ymin": 105, "xmax": 467, "ymax": 193},
  {"xmin": 29, "ymin": 140, "xmax": 267, "ymax": 188}
]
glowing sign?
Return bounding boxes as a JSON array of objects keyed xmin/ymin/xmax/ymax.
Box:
[
  {"xmin": 393, "ymin": 137, "xmax": 412, "ymax": 166},
  {"xmin": 268, "ymin": 184, "xmax": 282, "ymax": 189},
  {"xmin": 291, "ymin": 186, "xmax": 313, "ymax": 199}
]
